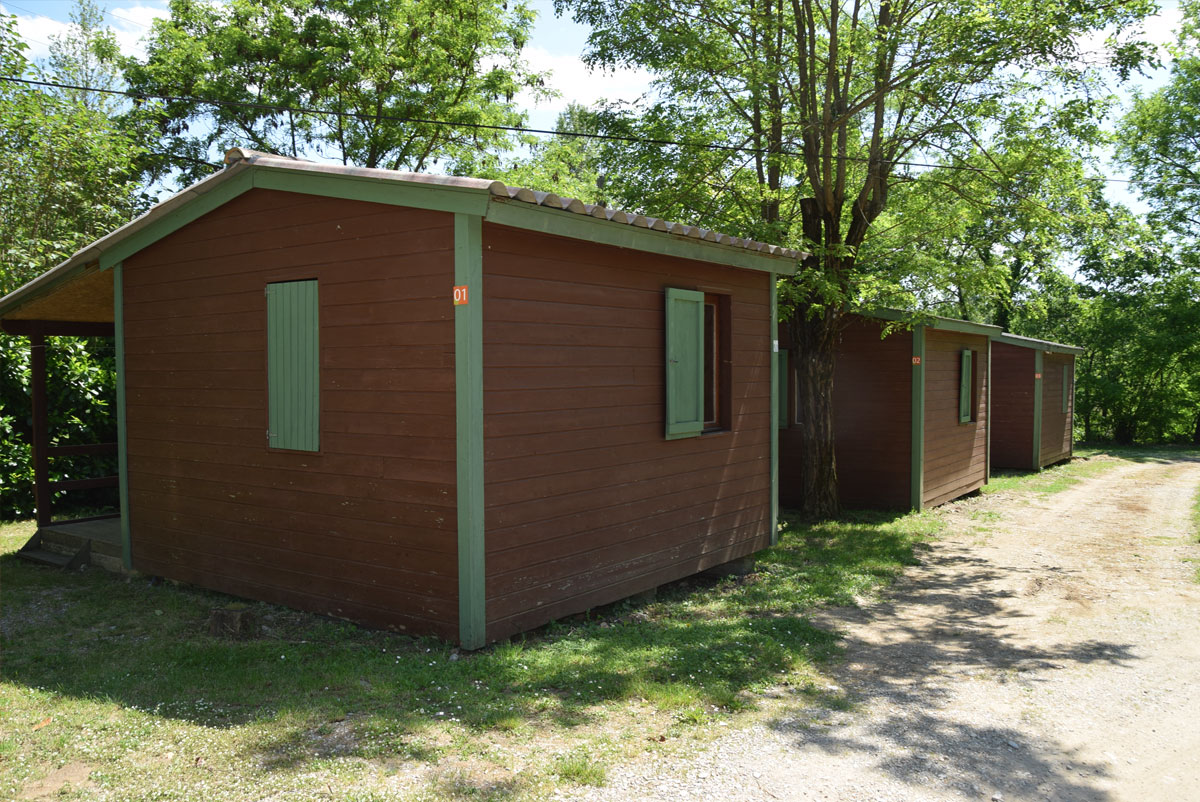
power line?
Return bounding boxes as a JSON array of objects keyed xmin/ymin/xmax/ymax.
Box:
[{"xmin": 2, "ymin": 74, "xmax": 1197, "ymax": 190}]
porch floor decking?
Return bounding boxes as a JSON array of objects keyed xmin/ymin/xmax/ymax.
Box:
[{"xmin": 41, "ymin": 516, "xmax": 121, "ymax": 546}]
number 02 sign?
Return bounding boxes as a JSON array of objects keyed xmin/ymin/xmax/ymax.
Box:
[{"xmin": 453, "ymin": 285, "xmax": 469, "ymax": 305}]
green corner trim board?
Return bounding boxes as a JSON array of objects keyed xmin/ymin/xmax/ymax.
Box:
[
  {"xmin": 769, "ymin": 274, "xmax": 779, "ymax": 545},
  {"xmin": 113, "ymin": 262, "xmax": 132, "ymax": 571},
  {"xmin": 910, "ymin": 325, "xmax": 926, "ymax": 511},
  {"xmin": 1032, "ymin": 350, "xmax": 1044, "ymax": 470},
  {"xmin": 454, "ymin": 214, "xmax": 486, "ymax": 650}
]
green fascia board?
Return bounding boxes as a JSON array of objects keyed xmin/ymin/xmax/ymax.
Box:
[
  {"xmin": 6, "ymin": 162, "xmax": 795, "ymax": 321},
  {"xmin": 454, "ymin": 213, "xmax": 486, "ymax": 650},
  {"xmin": 99, "ymin": 168, "xmax": 256, "ymax": 270},
  {"xmin": 866, "ymin": 308, "xmax": 1003, "ymax": 338},
  {"xmin": 1032, "ymin": 350, "xmax": 1044, "ymax": 470},
  {"xmin": 485, "ymin": 199, "xmax": 798, "ymax": 275},
  {"xmin": 113, "ymin": 262, "xmax": 132, "ymax": 570},
  {"xmin": 993, "ymin": 332, "xmax": 1085, "ymax": 355},
  {"xmin": 910, "ymin": 325, "xmax": 926, "ymax": 511},
  {"xmin": 253, "ymin": 167, "xmax": 490, "ymax": 217},
  {"xmin": 769, "ymin": 274, "xmax": 779, "ymax": 545}
]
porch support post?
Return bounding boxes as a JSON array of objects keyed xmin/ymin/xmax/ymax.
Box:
[{"xmin": 29, "ymin": 330, "xmax": 51, "ymax": 527}]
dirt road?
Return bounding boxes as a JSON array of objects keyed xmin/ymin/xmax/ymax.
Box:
[{"xmin": 572, "ymin": 456, "xmax": 1200, "ymax": 802}]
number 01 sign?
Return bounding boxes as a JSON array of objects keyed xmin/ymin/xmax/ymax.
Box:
[{"xmin": 453, "ymin": 285, "xmax": 469, "ymax": 305}]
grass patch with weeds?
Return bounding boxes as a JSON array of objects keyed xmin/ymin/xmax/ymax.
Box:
[
  {"xmin": 553, "ymin": 748, "xmax": 607, "ymax": 786},
  {"xmin": 0, "ymin": 509, "xmax": 939, "ymax": 801}
]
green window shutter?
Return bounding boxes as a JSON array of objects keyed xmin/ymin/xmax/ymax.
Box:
[
  {"xmin": 665, "ymin": 288, "xmax": 704, "ymax": 439},
  {"xmin": 1062, "ymin": 363, "xmax": 1070, "ymax": 414},
  {"xmin": 267, "ymin": 279, "xmax": 320, "ymax": 451},
  {"xmin": 777, "ymin": 350, "xmax": 788, "ymax": 429},
  {"xmin": 958, "ymin": 349, "xmax": 972, "ymax": 423}
]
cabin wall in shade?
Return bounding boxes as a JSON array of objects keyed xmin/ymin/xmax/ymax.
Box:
[{"xmin": 778, "ymin": 316, "xmax": 913, "ymax": 510}]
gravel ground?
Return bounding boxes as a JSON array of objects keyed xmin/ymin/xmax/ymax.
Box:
[{"xmin": 563, "ymin": 456, "xmax": 1200, "ymax": 802}]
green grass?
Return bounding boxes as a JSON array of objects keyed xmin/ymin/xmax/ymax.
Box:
[
  {"xmin": 0, "ymin": 509, "xmax": 939, "ymax": 801},
  {"xmin": 983, "ymin": 453, "xmax": 1121, "ymax": 496},
  {"xmin": 553, "ymin": 748, "xmax": 607, "ymax": 786}
]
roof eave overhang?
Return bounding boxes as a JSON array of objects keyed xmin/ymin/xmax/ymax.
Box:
[
  {"xmin": 993, "ymin": 332, "xmax": 1085, "ymax": 355},
  {"xmin": 864, "ymin": 308, "xmax": 1004, "ymax": 338},
  {"xmin": 1, "ymin": 157, "xmax": 800, "ymax": 321}
]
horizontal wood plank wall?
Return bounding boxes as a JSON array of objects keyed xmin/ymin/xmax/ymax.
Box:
[
  {"xmin": 1040, "ymin": 353, "xmax": 1073, "ymax": 467},
  {"xmin": 481, "ymin": 224, "xmax": 772, "ymax": 641},
  {"xmin": 123, "ymin": 188, "xmax": 459, "ymax": 639},
  {"xmin": 989, "ymin": 341, "xmax": 1037, "ymax": 470},
  {"xmin": 923, "ymin": 330, "xmax": 989, "ymax": 507},
  {"xmin": 778, "ymin": 316, "xmax": 912, "ymax": 510}
]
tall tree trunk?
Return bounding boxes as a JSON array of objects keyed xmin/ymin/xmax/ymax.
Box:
[
  {"xmin": 1192, "ymin": 409, "xmax": 1199, "ymax": 446},
  {"xmin": 788, "ymin": 305, "xmax": 841, "ymax": 519}
]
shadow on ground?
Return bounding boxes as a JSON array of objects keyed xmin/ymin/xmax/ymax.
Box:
[{"xmin": 764, "ymin": 538, "xmax": 1139, "ymax": 801}]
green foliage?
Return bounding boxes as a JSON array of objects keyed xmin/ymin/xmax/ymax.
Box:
[
  {"xmin": 0, "ymin": 336, "xmax": 117, "ymax": 521},
  {"xmin": 1119, "ymin": 1, "xmax": 1200, "ymax": 242},
  {"xmin": 1014, "ymin": 207, "xmax": 1200, "ymax": 445},
  {"xmin": 871, "ymin": 103, "xmax": 1107, "ymax": 327},
  {"xmin": 124, "ymin": 0, "xmax": 550, "ymax": 185},
  {"xmin": 493, "ymin": 104, "xmax": 607, "ymax": 203},
  {"xmin": 0, "ymin": 2, "xmax": 133, "ymax": 520},
  {"xmin": 0, "ymin": 6, "xmax": 151, "ymax": 289},
  {"xmin": 556, "ymin": 0, "xmax": 1154, "ymax": 308}
]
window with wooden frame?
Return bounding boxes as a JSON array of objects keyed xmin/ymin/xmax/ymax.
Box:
[
  {"xmin": 958, "ymin": 348, "xmax": 977, "ymax": 424},
  {"xmin": 664, "ymin": 288, "xmax": 730, "ymax": 439},
  {"xmin": 266, "ymin": 279, "xmax": 320, "ymax": 451}
]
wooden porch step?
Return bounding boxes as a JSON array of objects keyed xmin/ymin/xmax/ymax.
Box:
[
  {"xmin": 17, "ymin": 547, "xmax": 76, "ymax": 568},
  {"xmin": 15, "ymin": 533, "xmax": 92, "ymax": 570}
]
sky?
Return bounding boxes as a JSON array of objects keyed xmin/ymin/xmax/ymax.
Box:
[{"xmin": 0, "ymin": 0, "xmax": 1188, "ymax": 210}]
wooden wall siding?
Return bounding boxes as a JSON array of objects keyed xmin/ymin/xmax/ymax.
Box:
[
  {"xmin": 480, "ymin": 223, "xmax": 773, "ymax": 641},
  {"xmin": 922, "ymin": 329, "xmax": 989, "ymax": 507},
  {"xmin": 989, "ymin": 341, "xmax": 1037, "ymax": 470},
  {"xmin": 778, "ymin": 317, "xmax": 912, "ymax": 509},
  {"xmin": 122, "ymin": 188, "xmax": 460, "ymax": 639},
  {"xmin": 1040, "ymin": 353, "xmax": 1074, "ymax": 466}
]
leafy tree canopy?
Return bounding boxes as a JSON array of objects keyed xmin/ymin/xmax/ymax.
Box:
[
  {"xmin": 0, "ymin": 3, "xmax": 152, "ymax": 292},
  {"xmin": 1119, "ymin": 0, "xmax": 1200, "ymax": 243},
  {"xmin": 124, "ymin": 0, "xmax": 551, "ymax": 185}
]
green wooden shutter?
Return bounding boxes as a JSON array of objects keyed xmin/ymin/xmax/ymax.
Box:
[
  {"xmin": 665, "ymin": 288, "xmax": 704, "ymax": 439},
  {"xmin": 267, "ymin": 279, "xmax": 320, "ymax": 451},
  {"xmin": 958, "ymin": 349, "xmax": 972, "ymax": 423},
  {"xmin": 1062, "ymin": 362, "xmax": 1070, "ymax": 414},
  {"xmin": 777, "ymin": 350, "xmax": 788, "ymax": 429}
]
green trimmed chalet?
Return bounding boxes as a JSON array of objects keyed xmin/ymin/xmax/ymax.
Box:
[
  {"xmin": 990, "ymin": 333, "xmax": 1083, "ymax": 471},
  {"xmin": 0, "ymin": 149, "xmax": 799, "ymax": 648},
  {"xmin": 778, "ymin": 311, "xmax": 1002, "ymax": 511}
]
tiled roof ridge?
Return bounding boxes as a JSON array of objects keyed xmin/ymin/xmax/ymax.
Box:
[{"xmin": 224, "ymin": 148, "xmax": 804, "ymax": 260}]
